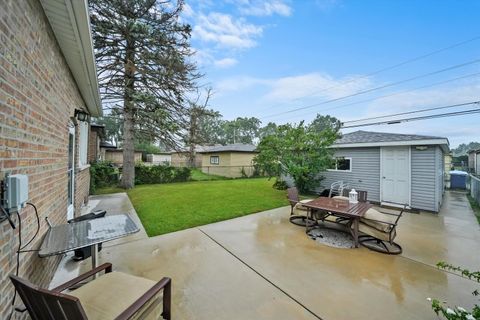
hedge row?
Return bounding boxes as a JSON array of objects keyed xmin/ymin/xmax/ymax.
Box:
[{"xmin": 90, "ymin": 161, "xmax": 191, "ymax": 192}]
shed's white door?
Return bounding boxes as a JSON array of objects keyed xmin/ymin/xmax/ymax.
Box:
[{"xmin": 381, "ymin": 147, "xmax": 410, "ymax": 205}]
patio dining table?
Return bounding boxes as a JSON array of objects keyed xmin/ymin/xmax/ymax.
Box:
[
  {"xmin": 39, "ymin": 214, "xmax": 139, "ymax": 275},
  {"xmin": 301, "ymin": 197, "xmax": 372, "ymax": 248}
]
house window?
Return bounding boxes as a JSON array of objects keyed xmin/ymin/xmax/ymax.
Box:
[
  {"xmin": 78, "ymin": 121, "xmax": 89, "ymax": 167},
  {"xmin": 328, "ymin": 157, "xmax": 352, "ymax": 172},
  {"xmin": 210, "ymin": 156, "xmax": 219, "ymax": 165}
]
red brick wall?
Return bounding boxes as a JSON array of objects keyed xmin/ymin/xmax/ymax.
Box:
[
  {"xmin": 0, "ymin": 0, "xmax": 92, "ymax": 317},
  {"xmin": 88, "ymin": 130, "xmax": 99, "ymax": 163}
]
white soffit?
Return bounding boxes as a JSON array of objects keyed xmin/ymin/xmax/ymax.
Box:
[{"xmin": 39, "ymin": 0, "xmax": 102, "ymax": 116}]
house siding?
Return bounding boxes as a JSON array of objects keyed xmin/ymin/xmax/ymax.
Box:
[
  {"xmin": 318, "ymin": 148, "xmax": 381, "ymax": 202},
  {"xmin": 411, "ymin": 146, "xmax": 437, "ymax": 211},
  {"xmin": 0, "ymin": 0, "xmax": 91, "ymax": 317}
]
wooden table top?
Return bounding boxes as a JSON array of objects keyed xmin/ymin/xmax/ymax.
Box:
[{"xmin": 301, "ymin": 197, "xmax": 372, "ymax": 218}]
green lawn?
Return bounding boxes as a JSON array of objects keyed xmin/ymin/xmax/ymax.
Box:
[
  {"xmin": 190, "ymin": 168, "xmax": 228, "ymax": 181},
  {"xmin": 127, "ymin": 178, "xmax": 288, "ymax": 236}
]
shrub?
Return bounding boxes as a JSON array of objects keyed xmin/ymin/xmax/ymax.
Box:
[
  {"xmin": 135, "ymin": 164, "xmax": 191, "ymax": 185},
  {"xmin": 90, "ymin": 161, "xmax": 119, "ymax": 193},
  {"xmin": 272, "ymin": 179, "xmax": 288, "ymax": 190}
]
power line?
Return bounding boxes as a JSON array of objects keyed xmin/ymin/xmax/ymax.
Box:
[
  {"xmin": 343, "ymin": 101, "xmax": 480, "ymax": 124},
  {"xmin": 341, "ymin": 107, "xmax": 480, "ymax": 128},
  {"xmin": 260, "ymin": 58, "xmax": 480, "ymax": 120},
  {"xmin": 269, "ymin": 71, "xmax": 480, "ymax": 122},
  {"xmin": 256, "ymin": 35, "xmax": 480, "ymax": 114}
]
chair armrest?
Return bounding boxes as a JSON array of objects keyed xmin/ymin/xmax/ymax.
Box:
[
  {"xmin": 378, "ymin": 211, "xmax": 401, "ymax": 217},
  {"xmin": 52, "ymin": 263, "xmax": 113, "ymax": 292},
  {"xmin": 115, "ymin": 277, "xmax": 172, "ymax": 320}
]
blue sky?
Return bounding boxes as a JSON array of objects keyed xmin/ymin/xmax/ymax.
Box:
[{"xmin": 182, "ymin": 0, "xmax": 480, "ymax": 148}]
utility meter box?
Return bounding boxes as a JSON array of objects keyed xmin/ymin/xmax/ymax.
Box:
[{"xmin": 4, "ymin": 174, "xmax": 29, "ymax": 211}]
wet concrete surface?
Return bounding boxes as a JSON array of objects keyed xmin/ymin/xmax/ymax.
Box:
[{"xmin": 51, "ymin": 191, "xmax": 480, "ymax": 319}]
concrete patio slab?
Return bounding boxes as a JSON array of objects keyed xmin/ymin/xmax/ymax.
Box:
[
  {"xmin": 200, "ymin": 206, "xmax": 478, "ymax": 320},
  {"xmin": 398, "ymin": 191, "xmax": 480, "ymax": 270},
  {"xmin": 60, "ymin": 228, "xmax": 318, "ymax": 320},
  {"xmin": 51, "ymin": 191, "xmax": 480, "ymax": 319}
]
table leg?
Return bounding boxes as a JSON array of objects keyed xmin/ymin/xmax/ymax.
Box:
[
  {"xmin": 353, "ymin": 218, "xmax": 359, "ymax": 248},
  {"xmin": 91, "ymin": 243, "xmax": 99, "ymax": 278}
]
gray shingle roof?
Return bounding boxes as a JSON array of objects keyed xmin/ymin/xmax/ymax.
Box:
[
  {"xmin": 335, "ymin": 130, "xmax": 447, "ymax": 145},
  {"xmin": 198, "ymin": 143, "xmax": 257, "ymax": 153}
]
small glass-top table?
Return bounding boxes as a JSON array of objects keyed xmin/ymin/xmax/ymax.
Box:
[{"xmin": 39, "ymin": 214, "xmax": 139, "ymax": 272}]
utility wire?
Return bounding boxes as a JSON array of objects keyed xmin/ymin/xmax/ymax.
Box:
[
  {"xmin": 260, "ymin": 58, "xmax": 480, "ymax": 120},
  {"xmin": 257, "ymin": 35, "xmax": 480, "ymax": 114},
  {"xmin": 269, "ymin": 71, "xmax": 480, "ymax": 122},
  {"xmin": 341, "ymin": 107, "xmax": 480, "ymax": 128},
  {"xmin": 343, "ymin": 101, "xmax": 480, "ymax": 124}
]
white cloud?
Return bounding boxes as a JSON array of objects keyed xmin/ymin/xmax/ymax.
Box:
[
  {"xmin": 216, "ymin": 75, "xmax": 271, "ymax": 92},
  {"xmin": 193, "ymin": 12, "xmax": 263, "ymax": 49},
  {"xmin": 214, "ymin": 58, "xmax": 238, "ymax": 68},
  {"xmin": 264, "ymin": 73, "xmax": 372, "ymax": 102},
  {"xmin": 182, "ymin": 3, "xmax": 194, "ymax": 17},
  {"xmin": 238, "ymin": 0, "xmax": 292, "ymax": 17}
]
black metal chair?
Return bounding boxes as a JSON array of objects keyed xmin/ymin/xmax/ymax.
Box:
[
  {"xmin": 286, "ymin": 187, "xmax": 316, "ymax": 226},
  {"xmin": 357, "ymin": 205, "xmax": 406, "ymax": 254}
]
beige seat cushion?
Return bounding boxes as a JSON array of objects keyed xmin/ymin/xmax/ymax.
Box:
[
  {"xmin": 332, "ymin": 196, "xmax": 349, "ymax": 201},
  {"xmin": 69, "ymin": 272, "xmax": 163, "ymax": 320},
  {"xmin": 293, "ymin": 199, "xmax": 314, "ymax": 215},
  {"xmin": 358, "ymin": 222, "xmax": 390, "ymax": 242},
  {"xmin": 361, "ymin": 208, "xmax": 398, "ymax": 232}
]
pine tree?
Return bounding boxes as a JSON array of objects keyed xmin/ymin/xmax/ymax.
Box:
[{"xmin": 90, "ymin": 0, "xmax": 199, "ymax": 188}]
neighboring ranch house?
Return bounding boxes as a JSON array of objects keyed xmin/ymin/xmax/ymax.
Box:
[
  {"xmin": 199, "ymin": 144, "xmax": 258, "ymax": 178},
  {"xmin": 320, "ymin": 131, "xmax": 449, "ymax": 212},
  {"xmin": 0, "ymin": 0, "xmax": 101, "ymax": 316},
  {"xmin": 104, "ymin": 148, "xmax": 143, "ymax": 166},
  {"xmin": 170, "ymin": 145, "xmax": 212, "ymax": 168},
  {"xmin": 146, "ymin": 152, "xmax": 172, "ymax": 165}
]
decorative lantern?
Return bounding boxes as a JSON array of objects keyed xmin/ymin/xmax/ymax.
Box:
[{"xmin": 349, "ymin": 189, "xmax": 358, "ymax": 204}]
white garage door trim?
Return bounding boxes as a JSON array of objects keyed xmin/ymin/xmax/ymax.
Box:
[{"xmin": 380, "ymin": 146, "xmax": 411, "ymax": 207}]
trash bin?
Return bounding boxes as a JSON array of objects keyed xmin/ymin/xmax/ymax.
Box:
[
  {"xmin": 450, "ymin": 170, "xmax": 468, "ymax": 189},
  {"xmin": 68, "ymin": 210, "xmax": 107, "ymax": 261}
]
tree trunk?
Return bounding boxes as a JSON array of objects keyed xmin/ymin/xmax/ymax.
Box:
[
  {"xmin": 120, "ymin": 38, "xmax": 135, "ymax": 189},
  {"xmin": 121, "ymin": 107, "xmax": 135, "ymax": 188},
  {"xmin": 188, "ymin": 110, "xmax": 196, "ymax": 167}
]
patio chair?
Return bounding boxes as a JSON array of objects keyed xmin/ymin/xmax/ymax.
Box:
[
  {"xmin": 357, "ymin": 205, "xmax": 406, "ymax": 255},
  {"xmin": 287, "ymin": 187, "xmax": 316, "ymax": 226},
  {"xmin": 328, "ymin": 181, "xmax": 350, "ymax": 198},
  {"xmin": 10, "ymin": 263, "xmax": 171, "ymax": 320}
]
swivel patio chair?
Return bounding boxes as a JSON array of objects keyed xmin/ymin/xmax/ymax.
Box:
[
  {"xmin": 287, "ymin": 187, "xmax": 316, "ymax": 226},
  {"xmin": 357, "ymin": 205, "xmax": 406, "ymax": 254},
  {"xmin": 10, "ymin": 263, "xmax": 171, "ymax": 320}
]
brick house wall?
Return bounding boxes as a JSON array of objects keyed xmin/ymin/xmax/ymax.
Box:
[
  {"xmin": 88, "ymin": 129, "xmax": 99, "ymax": 163},
  {"xmin": 0, "ymin": 0, "xmax": 92, "ymax": 318}
]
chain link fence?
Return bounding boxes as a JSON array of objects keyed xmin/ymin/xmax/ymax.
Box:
[
  {"xmin": 201, "ymin": 166, "xmax": 257, "ymax": 178},
  {"xmin": 470, "ymin": 174, "xmax": 480, "ymax": 206}
]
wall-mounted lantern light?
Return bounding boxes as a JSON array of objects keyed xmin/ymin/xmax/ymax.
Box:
[{"xmin": 74, "ymin": 109, "xmax": 90, "ymax": 122}]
